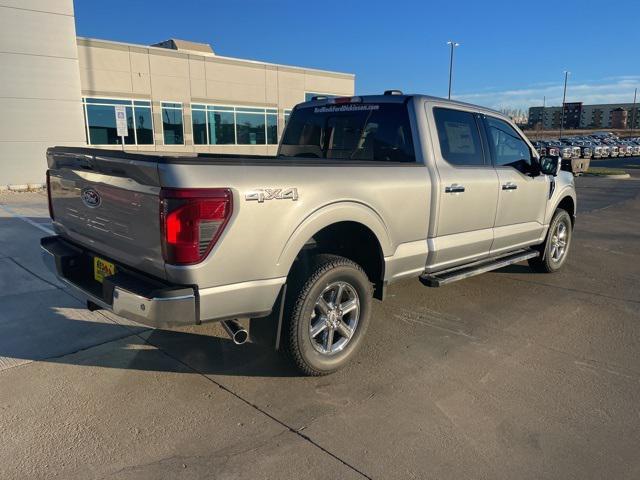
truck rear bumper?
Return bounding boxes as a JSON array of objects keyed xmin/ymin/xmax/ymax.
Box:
[{"xmin": 41, "ymin": 235, "xmax": 197, "ymax": 328}]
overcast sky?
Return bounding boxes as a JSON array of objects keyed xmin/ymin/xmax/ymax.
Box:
[{"xmin": 75, "ymin": 0, "xmax": 640, "ymax": 110}]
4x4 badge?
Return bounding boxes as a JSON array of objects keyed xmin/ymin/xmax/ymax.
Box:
[{"xmin": 245, "ymin": 188, "xmax": 298, "ymax": 203}]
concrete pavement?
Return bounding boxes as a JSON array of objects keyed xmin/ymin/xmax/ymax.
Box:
[{"xmin": 1, "ymin": 165, "xmax": 639, "ymax": 479}]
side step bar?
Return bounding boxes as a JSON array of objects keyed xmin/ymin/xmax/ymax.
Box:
[{"xmin": 420, "ymin": 249, "xmax": 539, "ymax": 287}]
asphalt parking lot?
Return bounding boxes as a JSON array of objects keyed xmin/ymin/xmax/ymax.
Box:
[{"xmin": 1, "ymin": 159, "xmax": 639, "ymax": 480}]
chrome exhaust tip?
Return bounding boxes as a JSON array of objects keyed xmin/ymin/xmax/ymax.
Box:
[{"xmin": 221, "ymin": 319, "xmax": 249, "ymax": 345}]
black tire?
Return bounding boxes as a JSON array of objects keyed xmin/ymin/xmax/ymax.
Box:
[
  {"xmin": 284, "ymin": 254, "xmax": 372, "ymax": 376},
  {"xmin": 528, "ymin": 208, "xmax": 572, "ymax": 273}
]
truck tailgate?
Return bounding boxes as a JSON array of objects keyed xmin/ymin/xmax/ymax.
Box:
[{"xmin": 47, "ymin": 148, "xmax": 166, "ymax": 280}]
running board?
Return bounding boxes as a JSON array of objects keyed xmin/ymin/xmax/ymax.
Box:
[{"xmin": 420, "ymin": 249, "xmax": 539, "ymax": 287}]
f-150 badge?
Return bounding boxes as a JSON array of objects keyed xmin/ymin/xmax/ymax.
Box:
[{"xmin": 245, "ymin": 188, "xmax": 298, "ymax": 203}]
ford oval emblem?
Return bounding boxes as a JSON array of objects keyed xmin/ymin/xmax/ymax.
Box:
[{"xmin": 81, "ymin": 187, "xmax": 101, "ymax": 208}]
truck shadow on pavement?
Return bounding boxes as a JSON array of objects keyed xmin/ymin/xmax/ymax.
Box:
[{"xmin": 3, "ymin": 306, "xmax": 300, "ymax": 378}]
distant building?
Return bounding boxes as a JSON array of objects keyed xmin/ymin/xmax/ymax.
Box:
[
  {"xmin": 528, "ymin": 102, "xmax": 640, "ymax": 130},
  {"xmin": 0, "ymin": 1, "xmax": 355, "ymax": 187},
  {"xmin": 528, "ymin": 106, "xmax": 563, "ymax": 129},
  {"xmin": 611, "ymin": 108, "xmax": 628, "ymax": 129},
  {"xmin": 580, "ymin": 103, "xmax": 639, "ymax": 129},
  {"xmin": 562, "ymin": 102, "xmax": 582, "ymax": 129}
]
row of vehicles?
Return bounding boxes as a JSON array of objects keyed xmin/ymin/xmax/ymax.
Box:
[{"xmin": 531, "ymin": 133, "xmax": 640, "ymax": 174}]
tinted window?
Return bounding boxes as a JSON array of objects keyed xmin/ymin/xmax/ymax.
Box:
[
  {"xmin": 134, "ymin": 105, "xmax": 153, "ymax": 144},
  {"xmin": 85, "ymin": 104, "xmax": 136, "ymax": 145},
  {"xmin": 280, "ymin": 103, "xmax": 415, "ymax": 162},
  {"xmin": 208, "ymin": 111, "xmax": 235, "ymax": 145},
  {"xmin": 192, "ymin": 109, "xmax": 207, "ymax": 145},
  {"xmin": 161, "ymin": 103, "xmax": 184, "ymax": 145},
  {"xmin": 485, "ymin": 116, "xmax": 532, "ymax": 172},
  {"xmin": 236, "ymin": 112, "xmax": 266, "ymax": 145},
  {"xmin": 86, "ymin": 104, "xmax": 119, "ymax": 145},
  {"xmin": 433, "ymin": 107, "xmax": 484, "ymax": 166},
  {"xmin": 84, "ymin": 99, "xmax": 154, "ymax": 146},
  {"xmin": 266, "ymin": 113, "xmax": 278, "ymax": 144}
]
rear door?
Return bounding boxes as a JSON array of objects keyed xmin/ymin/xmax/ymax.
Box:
[
  {"xmin": 427, "ymin": 105, "xmax": 499, "ymax": 271},
  {"xmin": 482, "ymin": 115, "xmax": 548, "ymax": 254},
  {"xmin": 47, "ymin": 148, "xmax": 166, "ymax": 279}
]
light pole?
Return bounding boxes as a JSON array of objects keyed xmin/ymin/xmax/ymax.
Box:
[
  {"xmin": 631, "ymin": 87, "xmax": 637, "ymax": 134},
  {"xmin": 559, "ymin": 71, "xmax": 570, "ymax": 140},
  {"xmin": 447, "ymin": 41, "xmax": 460, "ymax": 100},
  {"xmin": 542, "ymin": 95, "xmax": 546, "ymax": 132}
]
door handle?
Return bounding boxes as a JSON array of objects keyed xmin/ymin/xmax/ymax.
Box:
[
  {"xmin": 502, "ymin": 182, "xmax": 518, "ymax": 190},
  {"xmin": 445, "ymin": 184, "xmax": 465, "ymax": 193}
]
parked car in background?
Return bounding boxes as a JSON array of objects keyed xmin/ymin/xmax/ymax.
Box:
[
  {"xmin": 566, "ymin": 139, "xmax": 593, "ymax": 159},
  {"xmin": 531, "ymin": 140, "xmax": 547, "ymax": 157},
  {"xmin": 545, "ymin": 140, "xmax": 573, "ymax": 161},
  {"xmin": 621, "ymin": 140, "xmax": 636, "ymax": 156},
  {"xmin": 560, "ymin": 139, "xmax": 590, "ymax": 174},
  {"xmin": 585, "ymin": 141, "xmax": 603, "ymax": 159}
]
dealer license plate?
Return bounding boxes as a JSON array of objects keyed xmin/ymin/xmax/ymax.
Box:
[{"xmin": 93, "ymin": 257, "xmax": 115, "ymax": 283}]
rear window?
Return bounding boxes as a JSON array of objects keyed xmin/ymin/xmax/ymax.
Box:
[{"xmin": 279, "ymin": 103, "xmax": 415, "ymax": 162}]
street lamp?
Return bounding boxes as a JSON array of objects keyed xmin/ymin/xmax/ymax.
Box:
[
  {"xmin": 447, "ymin": 41, "xmax": 460, "ymax": 100},
  {"xmin": 631, "ymin": 87, "xmax": 637, "ymax": 134},
  {"xmin": 559, "ymin": 70, "xmax": 570, "ymax": 140}
]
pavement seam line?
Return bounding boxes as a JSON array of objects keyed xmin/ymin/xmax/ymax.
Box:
[
  {"xmin": 503, "ymin": 274, "xmax": 640, "ymax": 305},
  {"xmin": 0, "ymin": 332, "xmax": 141, "ymax": 373},
  {"xmin": 388, "ymin": 301, "xmax": 640, "ymax": 380},
  {"xmin": 6, "ymin": 257, "xmax": 60, "ymax": 290},
  {"xmin": 133, "ymin": 331, "xmax": 373, "ymax": 480},
  {"xmin": 6, "ymin": 256, "xmax": 96, "ymax": 307}
]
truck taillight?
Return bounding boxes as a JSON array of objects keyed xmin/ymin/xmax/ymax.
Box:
[
  {"xmin": 46, "ymin": 170, "xmax": 54, "ymax": 220},
  {"xmin": 160, "ymin": 188, "xmax": 232, "ymax": 265}
]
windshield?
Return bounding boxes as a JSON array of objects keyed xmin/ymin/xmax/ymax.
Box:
[{"xmin": 279, "ymin": 102, "xmax": 415, "ymax": 162}]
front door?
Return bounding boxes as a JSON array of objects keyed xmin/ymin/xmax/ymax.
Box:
[
  {"xmin": 482, "ymin": 115, "xmax": 548, "ymax": 254},
  {"xmin": 427, "ymin": 105, "xmax": 500, "ymax": 271}
]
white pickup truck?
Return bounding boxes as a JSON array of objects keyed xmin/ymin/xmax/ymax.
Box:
[{"xmin": 42, "ymin": 92, "xmax": 576, "ymax": 375}]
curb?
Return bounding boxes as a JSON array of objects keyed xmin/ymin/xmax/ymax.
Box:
[
  {"xmin": 1, "ymin": 183, "xmax": 46, "ymax": 192},
  {"xmin": 584, "ymin": 173, "xmax": 631, "ymax": 179}
]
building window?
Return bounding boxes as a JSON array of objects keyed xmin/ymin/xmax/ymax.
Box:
[
  {"xmin": 191, "ymin": 105, "xmax": 207, "ymax": 145},
  {"xmin": 209, "ymin": 107, "xmax": 236, "ymax": 145},
  {"xmin": 305, "ymin": 92, "xmax": 338, "ymax": 102},
  {"xmin": 190, "ymin": 104, "xmax": 278, "ymax": 146},
  {"xmin": 267, "ymin": 111, "xmax": 278, "ymax": 144},
  {"xmin": 83, "ymin": 98, "xmax": 153, "ymax": 145},
  {"xmin": 236, "ymin": 107, "xmax": 266, "ymax": 145},
  {"xmin": 284, "ymin": 109, "xmax": 292, "ymax": 126},
  {"xmin": 161, "ymin": 102, "xmax": 184, "ymax": 145}
]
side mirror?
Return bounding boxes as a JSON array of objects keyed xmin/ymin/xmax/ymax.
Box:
[{"xmin": 539, "ymin": 156, "xmax": 559, "ymax": 176}]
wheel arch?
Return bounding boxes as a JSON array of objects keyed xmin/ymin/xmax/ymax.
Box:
[
  {"xmin": 546, "ymin": 186, "xmax": 576, "ymax": 226},
  {"xmin": 277, "ymin": 202, "xmax": 392, "ymax": 300},
  {"xmin": 557, "ymin": 195, "xmax": 576, "ymax": 226}
]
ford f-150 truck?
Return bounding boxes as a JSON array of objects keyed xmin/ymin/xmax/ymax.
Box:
[{"xmin": 42, "ymin": 92, "xmax": 576, "ymax": 375}]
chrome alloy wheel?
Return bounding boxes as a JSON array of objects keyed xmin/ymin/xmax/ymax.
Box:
[
  {"xmin": 550, "ymin": 220, "xmax": 568, "ymax": 262},
  {"xmin": 309, "ymin": 281, "xmax": 360, "ymax": 355}
]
